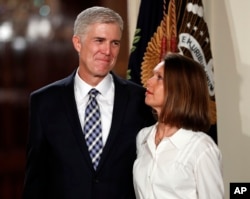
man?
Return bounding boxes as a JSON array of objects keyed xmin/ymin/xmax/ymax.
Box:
[{"xmin": 22, "ymin": 6, "xmax": 154, "ymax": 199}]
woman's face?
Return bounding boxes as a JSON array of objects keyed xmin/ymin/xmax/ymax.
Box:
[{"xmin": 145, "ymin": 61, "xmax": 165, "ymax": 115}]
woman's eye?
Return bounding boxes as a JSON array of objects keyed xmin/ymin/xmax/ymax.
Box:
[
  {"xmin": 157, "ymin": 75, "xmax": 163, "ymax": 80},
  {"xmin": 112, "ymin": 41, "xmax": 120, "ymax": 47}
]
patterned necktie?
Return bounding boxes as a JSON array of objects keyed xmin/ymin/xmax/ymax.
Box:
[{"xmin": 83, "ymin": 89, "xmax": 103, "ymax": 170}]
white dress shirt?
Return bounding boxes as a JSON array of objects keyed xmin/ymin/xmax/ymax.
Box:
[
  {"xmin": 74, "ymin": 70, "xmax": 114, "ymax": 145},
  {"xmin": 133, "ymin": 124, "xmax": 224, "ymax": 199}
]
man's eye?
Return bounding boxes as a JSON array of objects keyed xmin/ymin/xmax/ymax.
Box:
[{"xmin": 95, "ymin": 38, "xmax": 103, "ymax": 43}]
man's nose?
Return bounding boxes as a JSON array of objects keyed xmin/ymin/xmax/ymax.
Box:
[{"xmin": 102, "ymin": 43, "xmax": 111, "ymax": 55}]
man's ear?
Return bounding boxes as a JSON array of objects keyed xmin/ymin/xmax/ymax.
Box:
[{"xmin": 72, "ymin": 35, "xmax": 81, "ymax": 52}]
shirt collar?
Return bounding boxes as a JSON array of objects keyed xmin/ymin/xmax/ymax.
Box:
[
  {"xmin": 142, "ymin": 124, "xmax": 194, "ymax": 149},
  {"xmin": 168, "ymin": 128, "xmax": 194, "ymax": 149},
  {"xmin": 74, "ymin": 68, "xmax": 113, "ymax": 98}
]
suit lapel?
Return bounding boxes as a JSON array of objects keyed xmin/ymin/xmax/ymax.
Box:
[
  {"xmin": 61, "ymin": 72, "xmax": 130, "ymax": 172},
  {"xmin": 61, "ymin": 71, "xmax": 94, "ymax": 170},
  {"xmin": 97, "ymin": 73, "xmax": 129, "ymax": 170}
]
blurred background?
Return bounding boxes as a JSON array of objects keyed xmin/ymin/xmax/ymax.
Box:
[
  {"xmin": 0, "ymin": 0, "xmax": 129, "ymax": 198},
  {"xmin": 2, "ymin": 1, "xmax": 250, "ymax": 199}
]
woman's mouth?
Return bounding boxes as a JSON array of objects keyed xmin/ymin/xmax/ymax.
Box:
[{"xmin": 146, "ymin": 89, "xmax": 153, "ymax": 95}]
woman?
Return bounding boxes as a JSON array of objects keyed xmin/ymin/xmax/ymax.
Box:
[{"xmin": 133, "ymin": 53, "xmax": 224, "ymax": 199}]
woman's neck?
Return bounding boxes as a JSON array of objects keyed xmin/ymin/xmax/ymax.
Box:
[{"xmin": 155, "ymin": 123, "xmax": 178, "ymax": 146}]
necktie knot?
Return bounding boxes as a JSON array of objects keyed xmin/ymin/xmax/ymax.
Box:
[{"xmin": 88, "ymin": 88, "xmax": 99, "ymax": 98}]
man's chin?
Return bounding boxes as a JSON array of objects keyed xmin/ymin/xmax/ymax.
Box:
[{"xmin": 94, "ymin": 71, "xmax": 109, "ymax": 78}]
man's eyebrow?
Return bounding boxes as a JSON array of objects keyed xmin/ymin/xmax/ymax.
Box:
[{"xmin": 93, "ymin": 37, "xmax": 105, "ymax": 40}]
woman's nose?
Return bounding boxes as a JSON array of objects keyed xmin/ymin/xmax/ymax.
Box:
[{"xmin": 146, "ymin": 77, "xmax": 153, "ymax": 87}]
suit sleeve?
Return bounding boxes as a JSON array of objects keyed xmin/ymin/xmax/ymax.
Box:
[{"xmin": 23, "ymin": 93, "xmax": 49, "ymax": 199}]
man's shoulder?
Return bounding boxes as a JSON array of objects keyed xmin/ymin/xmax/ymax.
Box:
[
  {"xmin": 111, "ymin": 72, "xmax": 145, "ymax": 91},
  {"xmin": 33, "ymin": 72, "xmax": 74, "ymax": 92},
  {"xmin": 31, "ymin": 71, "xmax": 75, "ymax": 98}
]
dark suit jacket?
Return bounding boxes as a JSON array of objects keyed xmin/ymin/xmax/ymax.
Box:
[{"xmin": 23, "ymin": 71, "xmax": 155, "ymax": 199}]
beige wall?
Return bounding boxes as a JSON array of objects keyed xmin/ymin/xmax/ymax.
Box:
[
  {"xmin": 127, "ymin": 0, "xmax": 140, "ymax": 50},
  {"xmin": 128, "ymin": 0, "xmax": 250, "ymax": 198},
  {"xmin": 208, "ymin": 0, "xmax": 250, "ymax": 198}
]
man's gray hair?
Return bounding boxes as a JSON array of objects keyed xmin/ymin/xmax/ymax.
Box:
[{"xmin": 73, "ymin": 6, "xmax": 124, "ymax": 36}]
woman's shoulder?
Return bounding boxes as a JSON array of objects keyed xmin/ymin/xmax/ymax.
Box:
[
  {"xmin": 188, "ymin": 131, "xmax": 221, "ymax": 155},
  {"xmin": 193, "ymin": 131, "xmax": 217, "ymax": 146}
]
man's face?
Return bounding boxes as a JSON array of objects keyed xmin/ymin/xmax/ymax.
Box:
[{"xmin": 73, "ymin": 23, "xmax": 122, "ymax": 85}]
